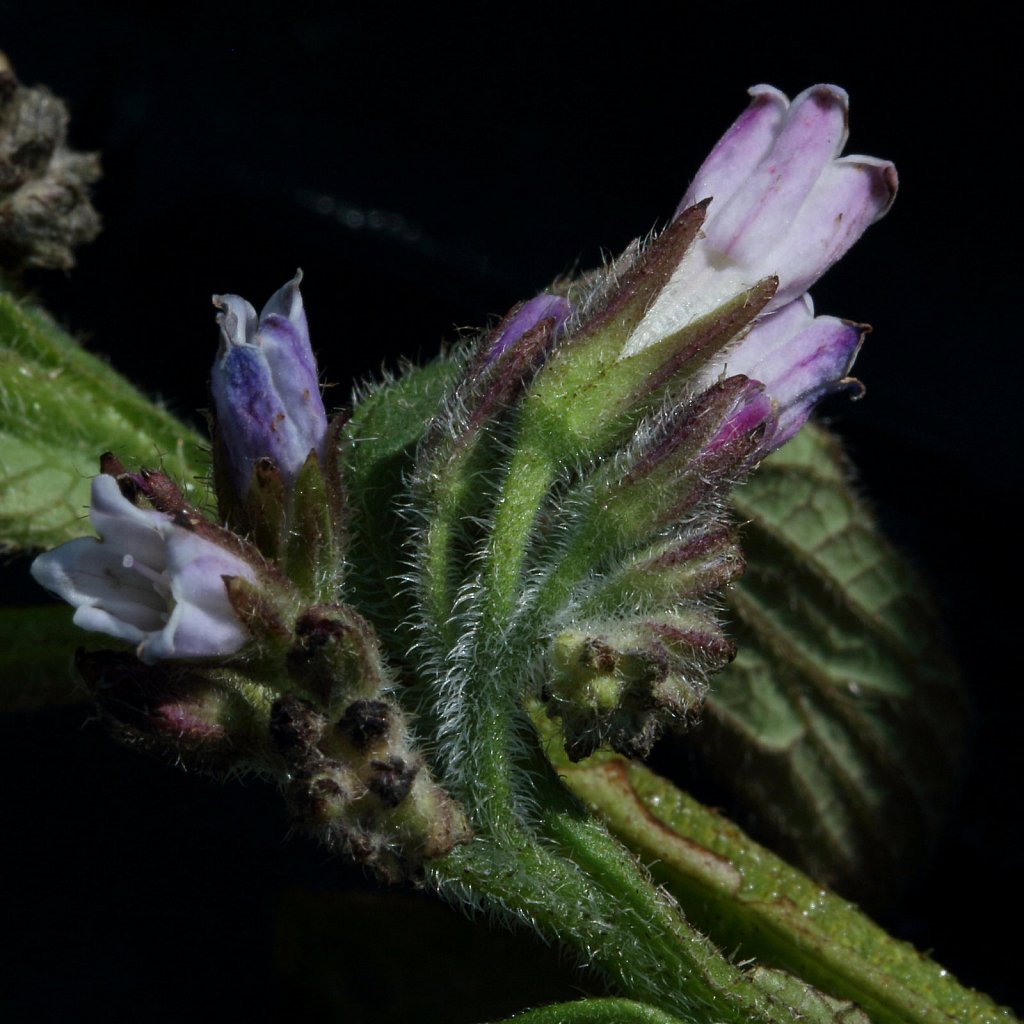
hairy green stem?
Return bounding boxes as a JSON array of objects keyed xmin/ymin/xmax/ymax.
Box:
[{"xmin": 432, "ymin": 648, "xmax": 839, "ymax": 1024}]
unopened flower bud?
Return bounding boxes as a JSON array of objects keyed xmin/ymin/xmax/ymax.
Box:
[
  {"xmin": 75, "ymin": 649, "xmax": 271, "ymax": 769},
  {"xmin": 286, "ymin": 604, "xmax": 386, "ymax": 711},
  {"xmin": 481, "ymin": 293, "xmax": 569, "ymax": 367},
  {"xmin": 211, "ymin": 272, "xmax": 328, "ymax": 502},
  {"xmin": 547, "ymin": 612, "xmax": 734, "ymax": 760}
]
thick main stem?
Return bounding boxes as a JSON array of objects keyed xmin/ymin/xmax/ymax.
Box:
[
  {"xmin": 423, "ymin": 399, "xmax": 844, "ymax": 1023},
  {"xmin": 431, "ymin": 645, "xmax": 818, "ymax": 1024}
]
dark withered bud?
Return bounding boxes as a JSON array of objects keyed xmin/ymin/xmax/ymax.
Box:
[
  {"xmin": 286, "ymin": 604, "xmax": 385, "ymax": 710},
  {"xmin": 546, "ymin": 611, "xmax": 734, "ymax": 760},
  {"xmin": 277, "ymin": 691, "xmax": 471, "ymax": 881},
  {"xmin": 0, "ymin": 52, "xmax": 101, "ymax": 273},
  {"xmin": 367, "ymin": 755, "xmax": 419, "ymax": 808},
  {"xmin": 336, "ymin": 699, "xmax": 393, "ymax": 752},
  {"xmin": 270, "ymin": 694, "xmax": 326, "ymax": 761}
]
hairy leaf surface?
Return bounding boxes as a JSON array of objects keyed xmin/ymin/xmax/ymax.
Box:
[{"xmin": 0, "ymin": 293, "xmax": 207, "ymax": 550}]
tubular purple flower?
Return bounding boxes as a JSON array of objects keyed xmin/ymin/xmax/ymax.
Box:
[
  {"xmin": 624, "ymin": 84, "xmax": 896, "ymax": 357},
  {"xmin": 708, "ymin": 296, "xmax": 864, "ymax": 451},
  {"xmin": 211, "ymin": 271, "xmax": 328, "ymax": 498},
  {"xmin": 30, "ymin": 474, "xmax": 256, "ymax": 664}
]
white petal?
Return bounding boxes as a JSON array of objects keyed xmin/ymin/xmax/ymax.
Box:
[
  {"xmin": 213, "ymin": 293, "xmax": 259, "ymax": 348},
  {"xmin": 87, "ymin": 475, "xmax": 168, "ymax": 571},
  {"xmin": 31, "ymin": 536, "xmax": 164, "ymax": 624},
  {"xmin": 73, "ymin": 605, "xmax": 149, "ymax": 644},
  {"xmin": 678, "ymin": 85, "xmax": 789, "ymax": 214}
]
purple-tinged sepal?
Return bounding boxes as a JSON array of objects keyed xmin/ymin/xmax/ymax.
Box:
[
  {"xmin": 578, "ymin": 376, "xmax": 776, "ymax": 547},
  {"xmin": 581, "ymin": 525, "xmax": 745, "ymax": 619}
]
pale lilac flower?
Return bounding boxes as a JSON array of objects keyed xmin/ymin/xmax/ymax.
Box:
[
  {"xmin": 623, "ymin": 84, "xmax": 896, "ymax": 357},
  {"xmin": 31, "ymin": 473, "xmax": 256, "ymax": 664},
  {"xmin": 211, "ymin": 271, "xmax": 328, "ymax": 498}
]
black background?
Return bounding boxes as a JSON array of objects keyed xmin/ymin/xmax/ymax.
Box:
[{"xmin": 2, "ymin": 4, "xmax": 1020, "ymax": 1021}]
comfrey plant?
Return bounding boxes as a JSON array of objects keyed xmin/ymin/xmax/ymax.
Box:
[{"xmin": 4, "ymin": 80, "xmax": 1012, "ymax": 1023}]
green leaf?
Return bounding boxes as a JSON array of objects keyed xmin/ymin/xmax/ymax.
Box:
[
  {"xmin": 0, "ymin": 292, "xmax": 208, "ymax": 551},
  {"xmin": 699, "ymin": 424, "xmax": 964, "ymax": 901},
  {"xmin": 553, "ymin": 743, "xmax": 1013, "ymax": 1024}
]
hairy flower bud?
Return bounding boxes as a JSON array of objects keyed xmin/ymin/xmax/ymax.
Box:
[
  {"xmin": 211, "ymin": 272, "xmax": 328, "ymax": 501},
  {"xmin": 481, "ymin": 293, "xmax": 569, "ymax": 367},
  {"xmin": 547, "ymin": 611, "xmax": 733, "ymax": 760},
  {"xmin": 75, "ymin": 649, "xmax": 272, "ymax": 770}
]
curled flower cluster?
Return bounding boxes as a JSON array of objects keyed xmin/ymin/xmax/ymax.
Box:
[
  {"xmin": 33, "ymin": 84, "xmax": 893, "ymax": 668},
  {"xmin": 29, "ymin": 83, "xmax": 896, "ymax": 869}
]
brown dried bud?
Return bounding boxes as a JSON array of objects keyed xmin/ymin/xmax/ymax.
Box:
[
  {"xmin": 0, "ymin": 52, "xmax": 101, "ymax": 273},
  {"xmin": 270, "ymin": 694, "xmax": 326, "ymax": 761},
  {"xmin": 336, "ymin": 699, "xmax": 393, "ymax": 752}
]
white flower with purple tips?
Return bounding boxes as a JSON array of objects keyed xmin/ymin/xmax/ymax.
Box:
[
  {"xmin": 624, "ymin": 83, "xmax": 895, "ymax": 452},
  {"xmin": 31, "ymin": 474, "xmax": 256, "ymax": 664}
]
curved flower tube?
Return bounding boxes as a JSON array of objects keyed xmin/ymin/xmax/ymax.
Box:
[
  {"xmin": 624, "ymin": 83, "xmax": 896, "ymax": 357},
  {"xmin": 31, "ymin": 473, "xmax": 256, "ymax": 664}
]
